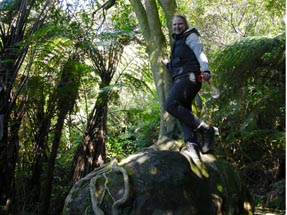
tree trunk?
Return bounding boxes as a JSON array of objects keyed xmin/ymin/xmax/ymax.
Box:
[
  {"xmin": 0, "ymin": 107, "xmax": 23, "ymax": 213},
  {"xmin": 129, "ymin": 0, "xmax": 179, "ymax": 141},
  {"xmin": 0, "ymin": 41, "xmax": 22, "ymax": 213},
  {"xmin": 30, "ymin": 112, "xmax": 53, "ymax": 201},
  {"xmin": 0, "ymin": 0, "xmax": 50, "ymax": 212},
  {"xmin": 70, "ymin": 76, "xmax": 111, "ymax": 183},
  {"xmin": 70, "ymin": 95, "xmax": 108, "ymax": 183},
  {"xmin": 70, "ymin": 34, "xmax": 124, "ymax": 184},
  {"xmin": 39, "ymin": 57, "xmax": 81, "ymax": 214}
]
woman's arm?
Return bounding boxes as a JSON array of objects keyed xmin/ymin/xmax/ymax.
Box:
[{"xmin": 185, "ymin": 33, "xmax": 209, "ymax": 72}]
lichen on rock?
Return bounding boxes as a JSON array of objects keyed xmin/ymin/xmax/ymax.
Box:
[{"xmin": 63, "ymin": 149, "xmax": 254, "ymax": 215}]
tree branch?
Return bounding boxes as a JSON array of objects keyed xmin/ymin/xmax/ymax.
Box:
[{"xmin": 129, "ymin": 0, "xmax": 150, "ymax": 41}]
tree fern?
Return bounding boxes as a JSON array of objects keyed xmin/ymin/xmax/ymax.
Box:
[
  {"xmin": 210, "ymin": 33, "xmax": 285, "ymax": 197},
  {"xmin": 213, "ymin": 33, "xmax": 285, "ymax": 93}
]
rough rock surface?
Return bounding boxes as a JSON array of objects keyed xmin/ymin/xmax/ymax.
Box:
[{"xmin": 63, "ymin": 150, "xmax": 253, "ymax": 215}]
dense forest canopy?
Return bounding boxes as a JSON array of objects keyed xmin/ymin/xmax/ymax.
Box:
[{"xmin": 0, "ymin": 0, "xmax": 285, "ymax": 214}]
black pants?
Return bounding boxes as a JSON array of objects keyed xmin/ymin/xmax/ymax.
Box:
[{"xmin": 165, "ymin": 72, "xmax": 202, "ymax": 143}]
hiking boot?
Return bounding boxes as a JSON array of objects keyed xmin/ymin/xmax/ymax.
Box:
[
  {"xmin": 197, "ymin": 125, "xmax": 215, "ymax": 154},
  {"xmin": 183, "ymin": 142, "xmax": 200, "ymax": 161}
]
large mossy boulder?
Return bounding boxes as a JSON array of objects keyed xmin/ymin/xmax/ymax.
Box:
[{"xmin": 63, "ymin": 150, "xmax": 254, "ymax": 215}]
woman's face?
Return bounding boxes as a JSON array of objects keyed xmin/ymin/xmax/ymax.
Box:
[{"xmin": 172, "ymin": 16, "xmax": 186, "ymax": 34}]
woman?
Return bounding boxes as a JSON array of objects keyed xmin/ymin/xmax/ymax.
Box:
[{"xmin": 162, "ymin": 14, "xmax": 215, "ymax": 161}]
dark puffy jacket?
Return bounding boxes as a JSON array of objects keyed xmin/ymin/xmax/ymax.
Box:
[{"xmin": 168, "ymin": 28, "xmax": 200, "ymax": 79}]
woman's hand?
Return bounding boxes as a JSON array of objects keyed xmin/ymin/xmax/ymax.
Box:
[{"xmin": 203, "ymin": 71, "xmax": 211, "ymax": 81}]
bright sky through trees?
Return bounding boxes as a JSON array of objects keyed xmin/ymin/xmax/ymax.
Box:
[{"xmin": 62, "ymin": 0, "xmax": 92, "ymax": 10}]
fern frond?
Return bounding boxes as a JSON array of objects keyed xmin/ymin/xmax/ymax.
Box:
[{"xmin": 213, "ymin": 33, "xmax": 285, "ymax": 89}]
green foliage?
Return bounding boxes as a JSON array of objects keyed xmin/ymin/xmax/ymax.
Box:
[
  {"xmin": 111, "ymin": 0, "xmax": 136, "ymax": 31},
  {"xmin": 2, "ymin": 0, "xmax": 285, "ymax": 213},
  {"xmin": 214, "ymin": 33, "xmax": 285, "ymax": 78},
  {"xmin": 211, "ymin": 33, "xmax": 285, "ymax": 131},
  {"xmin": 107, "ymin": 91, "xmax": 160, "ymax": 160},
  {"xmin": 177, "ymin": 0, "xmax": 285, "ymax": 54},
  {"xmin": 208, "ymin": 33, "xmax": 285, "ymax": 208},
  {"xmin": 0, "ymin": 0, "xmax": 21, "ymax": 21},
  {"xmin": 266, "ymin": 179, "xmax": 285, "ymax": 209}
]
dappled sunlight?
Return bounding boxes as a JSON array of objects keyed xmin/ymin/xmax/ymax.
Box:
[
  {"xmin": 163, "ymin": 111, "xmax": 170, "ymax": 121},
  {"xmin": 211, "ymin": 193, "xmax": 223, "ymax": 213},
  {"xmin": 255, "ymin": 207, "xmax": 284, "ymax": 215},
  {"xmin": 152, "ymin": 139, "xmax": 181, "ymax": 151},
  {"xmin": 149, "ymin": 166, "xmax": 157, "ymax": 175},
  {"xmin": 244, "ymin": 201, "xmax": 253, "ymax": 214},
  {"xmin": 151, "ymin": 138, "xmax": 183, "ymax": 151},
  {"xmin": 0, "ymin": 0, "xmax": 283, "ymax": 213},
  {"xmin": 119, "ymin": 152, "xmax": 147, "ymax": 165},
  {"xmin": 135, "ymin": 154, "xmax": 150, "ymax": 164},
  {"xmin": 119, "ymin": 143, "xmax": 212, "ymax": 179},
  {"xmin": 65, "ymin": 149, "xmax": 256, "ymax": 214},
  {"xmin": 156, "ymin": 78, "xmax": 164, "ymax": 88},
  {"xmin": 216, "ymin": 184, "xmax": 224, "ymax": 193},
  {"xmin": 180, "ymin": 152, "xmax": 209, "ymax": 178},
  {"xmin": 201, "ymin": 153, "xmax": 217, "ymax": 163}
]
